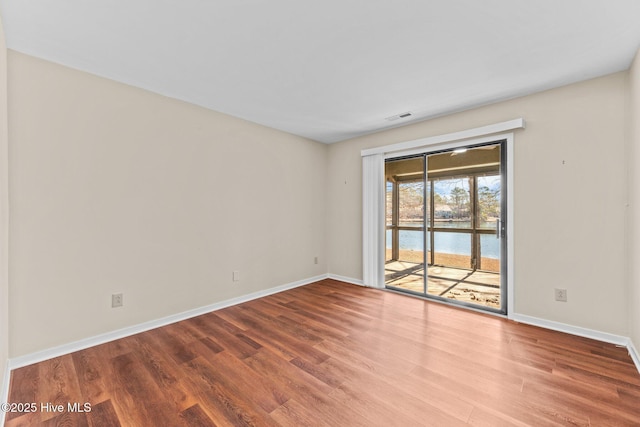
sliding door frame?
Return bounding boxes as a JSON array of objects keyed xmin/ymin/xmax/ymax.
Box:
[
  {"xmin": 389, "ymin": 134, "xmax": 514, "ymax": 316},
  {"xmin": 362, "ymin": 119, "xmax": 521, "ymax": 318}
]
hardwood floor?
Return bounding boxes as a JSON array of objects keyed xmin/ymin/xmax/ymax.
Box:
[{"xmin": 5, "ymin": 279, "xmax": 640, "ymax": 426}]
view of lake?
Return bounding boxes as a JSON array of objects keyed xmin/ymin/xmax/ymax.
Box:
[{"xmin": 386, "ymin": 228, "xmax": 500, "ymax": 259}]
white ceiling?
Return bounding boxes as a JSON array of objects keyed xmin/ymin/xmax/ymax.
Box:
[{"xmin": 1, "ymin": 1, "xmax": 640, "ymax": 143}]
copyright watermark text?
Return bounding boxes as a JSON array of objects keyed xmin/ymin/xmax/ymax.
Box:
[{"xmin": 1, "ymin": 402, "xmax": 91, "ymax": 413}]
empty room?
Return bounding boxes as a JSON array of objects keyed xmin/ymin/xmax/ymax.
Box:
[{"xmin": 1, "ymin": 0, "xmax": 640, "ymax": 426}]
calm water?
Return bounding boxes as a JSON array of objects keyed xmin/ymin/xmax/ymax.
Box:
[{"xmin": 386, "ymin": 228, "xmax": 500, "ymax": 258}]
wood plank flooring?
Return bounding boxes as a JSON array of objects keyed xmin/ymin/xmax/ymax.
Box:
[{"xmin": 5, "ymin": 279, "xmax": 640, "ymax": 426}]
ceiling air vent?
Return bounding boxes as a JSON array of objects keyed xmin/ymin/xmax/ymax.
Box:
[{"xmin": 385, "ymin": 112, "xmax": 412, "ymax": 121}]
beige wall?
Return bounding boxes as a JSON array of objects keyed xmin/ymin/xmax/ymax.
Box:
[
  {"xmin": 8, "ymin": 52, "xmax": 328, "ymax": 357},
  {"xmin": 628, "ymin": 49, "xmax": 640, "ymax": 349},
  {"xmin": 4, "ymin": 46, "xmax": 635, "ymax": 358},
  {"xmin": 328, "ymin": 72, "xmax": 628, "ymax": 335},
  {"xmin": 0, "ymin": 15, "xmax": 9, "ymax": 389}
]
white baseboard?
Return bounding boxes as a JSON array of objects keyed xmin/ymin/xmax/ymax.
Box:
[
  {"xmin": 8, "ymin": 274, "xmax": 328, "ymax": 370},
  {"xmin": 628, "ymin": 338, "xmax": 640, "ymax": 374},
  {"xmin": 510, "ymin": 313, "xmax": 629, "ymax": 346},
  {"xmin": 509, "ymin": 314, "xmax": 640, "ymax": 375},
  {"xmin": 327, "ymin": 273, "xmax": 364, "ymax": 286},
  {"xmin": 1, "ymin": 359, "xmax": 9, "ymax": 427}
]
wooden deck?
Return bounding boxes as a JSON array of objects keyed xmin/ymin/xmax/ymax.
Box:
[
  {"xmin": 386, "ymin": 261, "xmax": 501, "ymax": 308},
  {"xmin": 5, "ymin": 279, "xmax": 640, "ymax": 426}
]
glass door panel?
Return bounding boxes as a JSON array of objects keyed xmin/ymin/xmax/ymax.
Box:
[
  {"xmin": 384, "ymin": 156, "xmax": 426, "ymax": 293},
  {"xmin": 479, "ymin": 234, "xmax": 500, "ymax": 273},
  {"xmin": 477, "ymin": 175, "xmax": 501, "ymax": 229},
  {"xmin": 476, "ymin": 174, "xmax": 501, "ymax": 273},
  {"xmin": 426, "ymin": 142, "xmax": 504, "ymax": 312},
  {"xmin": 385, "ymin": 181, "xmax": 393, "ymax": 262},
  {"xmin": 384, "ymin": 141, "xmax": 506, "ymax": 314}
]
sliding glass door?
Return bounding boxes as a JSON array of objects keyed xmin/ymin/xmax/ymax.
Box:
[
  {"xmin": 384, "ymin": 141, "xmax": 506, "ymax": 314},
  {"xmin": 385, "ymin": 156, "xmax": 426, "ymax": 293}
]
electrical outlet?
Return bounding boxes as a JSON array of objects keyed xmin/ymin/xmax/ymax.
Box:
[
  {"xmin": 314, "ymin": 256, "xmax": 318, "ymax": 265},
  {"xmin": 555, "ymin": 288, "xmax": 567, "ymax": 302},
  {"xmin": 232, "ymin": 271, "xmax": 240, "ymax": 282},
  {"xmin": 112, "ymin": 293, "xmax": 123, "ymax": 308}
]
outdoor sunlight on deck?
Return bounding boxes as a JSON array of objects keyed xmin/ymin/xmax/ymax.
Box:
[{"xmin": 385, "ymin": 258, "xmax": 501, "ymax": 309}]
